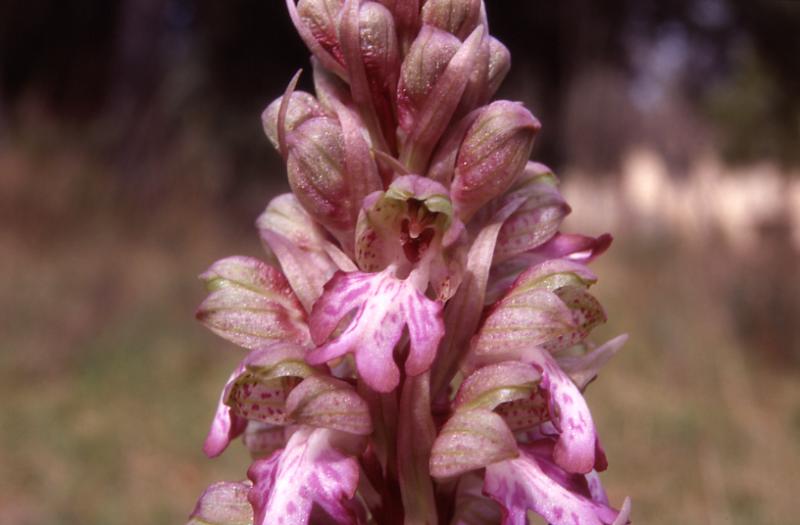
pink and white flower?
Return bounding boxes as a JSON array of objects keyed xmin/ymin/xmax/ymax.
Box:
[{"xmin": 187, "ymin": 2, "xmax": 630, "ymax": 524}]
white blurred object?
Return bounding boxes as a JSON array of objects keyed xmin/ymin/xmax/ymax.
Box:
[{"xmin": 561, "ymin": 148, "xmax": 798, "ymax": 252}]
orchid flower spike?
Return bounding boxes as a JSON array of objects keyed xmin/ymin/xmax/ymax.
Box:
[{"xmin": 188, "ymin": 2, "xmax": 631, "ymax": 524}]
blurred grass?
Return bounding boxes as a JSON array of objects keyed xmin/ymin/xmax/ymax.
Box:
[{"xmin": 1, "ymin": 143, "xmax": 799, "ymax": 524}]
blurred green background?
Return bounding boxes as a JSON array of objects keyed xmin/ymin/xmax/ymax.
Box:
[{"xmin": 1, "ymin": 1, "xmax": 798, "ymax": 523}]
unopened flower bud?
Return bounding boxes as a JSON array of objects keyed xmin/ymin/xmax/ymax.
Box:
[
  {"xmin": 421, "ymin": 0, "xmax": 482, "ymax": 40},
  {"xmin": 262, "ymin": 91, "xmax": 327, "ymax": 151},
  {"xmin": 486, "ymin": 37, "xmax": 511, "ymax": 99},
  {"xmin": 298, "ymin": 0, "xmax": 344, "ymax": 59},
  {"xmin": 397, "ymin": 25, "xmax": 484, "ymax": 173},
  {"xmin": 288, "ymin": 0, "xmax": 347, "ymax": 78},
  {"xmin": 457, "ymin": 33, "xmax": 490, "ymax": 117},
  {"xmin": 286, "ymin": 113, "xmax": 381, "ymax": 251},
  {"xmin": 451, "ymin": 100, "xmax": 541, "ymax": 221},
  {"xmin": 374, "ymin": 0, "xmax": 420, "ymax": 51},
  {"xmin": 396, "ymin": 25, "xmax": 461, "ymax": 134},
  {"xmin": 358, "ymin": 2, "xmax": 399, "ymax": 86},
  {"xmin": 458, "ymin": 36, "xmax": 511, "ymax": 117},
  {"xmin": 356, "ymin": 1, "xmax": 400, "ymax": 148},
  {"xmin": 286, "ymin": 117, "xmax": 352, "ymax": 240}
]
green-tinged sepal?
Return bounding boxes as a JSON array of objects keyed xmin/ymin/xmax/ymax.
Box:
[{"xmin": 451, "ymin": 100, "xmax": 541, "ymax": 221}]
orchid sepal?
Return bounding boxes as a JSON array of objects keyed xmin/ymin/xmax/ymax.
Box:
[
  {"xmin": 186, "ymin": 481, "xmax": 254, "ymax": 525},
  {"xmin": 203, "ymin": 343, "xmax": 313, "ymax": 458},
  {"xmin": 257, "ymin": 194, "xmax": 355, "ymax": 312},
  {"xmin": 429, "ymin": 408, "xmax": 519, "ymax": 479},
  {"xmin": 285, "ymin": 375, "xmax": 373, "ymax": 435},
  {"xmin": 196, "ymin": 256, "xmax": 311, "ymax": 350}
]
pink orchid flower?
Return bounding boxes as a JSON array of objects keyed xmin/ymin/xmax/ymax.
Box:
[{"xmin": 188, "ymin": 1, "xmax": 630, "ymax": 524}]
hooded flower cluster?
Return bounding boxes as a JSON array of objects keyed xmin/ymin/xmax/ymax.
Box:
[{"xmin": 187, "ymin": 1, "xmax": 631, "ymax": 524}]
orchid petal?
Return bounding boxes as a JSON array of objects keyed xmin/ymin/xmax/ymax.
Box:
[
  {"xmin": 196, "ymin": 256, "xmax": 311, "ymax": 350},
  {"xmin": 474, "ymin": 162, "xmax": 571, "ymax": 265},
  {"xmin": 280, "ymin": 104, "xmax": 382, "ymax": 253},
  {"xmin": 339, "ymin": 0, "xmax": 399, "ymax": 154},
  {"xmin": 494, "ymin": 391, "xmax": 550, "ymax": 432},
  {"xmin": 427, "ymin": 106, "xmax": 481, "ymax": 186},
  {"xmin": 338, "ymin": 0, "xmax": 393, "ymax": 155},
  {"xmin": 355, "ymin": 176, "xmax": 452, "ymax": 271},
  {"xmin": 248, "ymin": 427, "xmax": 361, "ymax": 525},
  {"xmin": 486, "ymin": 37, "xmax": 511, "ymax": 100},
  {"xmin": 204, "ymin": 367, "xmax": 249, "ymax": 458},
  {"xmin": 527, "ymin": 232, "xmax": 613, "ymax": 265},
  {"xmin": 454, "ymin": 361, "xmax": 540, "ymax": 411},
  {"xmin": 262, "ymin": 90, "xmax": 328, "ymax": 152},
  {"xmin": 558, "ymin": 334, "xmax": 628, "ymax": 391},
  {"xmin": 203, "ymin": 343, "xmax": 313, "ymax": 458},
  {"xmin": 453, "ymin": 361, "xmax": 549, "ymax": 433},
  {"xmin": 454, "ymin": 28, "xmax": 490, "ymax": 118},
  {"xmin": 451, "ymin": 101, "xmax": 541, "ymax": 222},
  {"xmin": 524, "ymin": 346, "xmax": 601, "ymax": 474},
  {"xmin": 421, "ymin": 0, "xmax": 482, "ymax": 40},
  {"xmin": 286, "ymin": 375, "xmax": 373, "ymax": 435},
  {"xmin": 396, "ymin": 25, "xmax": 461, "ymax": 138},
  {"xmin": 472, "ymin": 287, "xmax": 577, "ymax": 358},
  {"xmin": 585, "ymin": 470, "xmax": 610, "ymax": 505},
  {"xmin": 473, "ymin": 260, "xmax": 603, "ymax": 358},
  {"xmin": 484, "ymin": 446, "xmax": 628, "ymax": 525},
  {"xmin": 374, "ymin": 0, "xmax": 420, "ymax": 52},
  {"xmin": 429, "ymin": 408, "xmax": 519, "ymax": 479},
  {"xmin": 486, "ymin": 234, "xmax": 611, "ymax": 304},
  {"xmin": 312, "ymin": 56, "xmax": 355, "ymax": 114},
  {"xmin": 307, "ymin": 269, "xmax": 444, "ymax": 392},
  {"xmin": 187, "ymin": 481, "xmax": 253, "ymax": 525},
  {"xmin": 258, "ymin": 194, "xmax": 355, "ymax": 312},
  {"xmin": 468, "ymin": 279, "xmax": 604, "ymax": 474}
]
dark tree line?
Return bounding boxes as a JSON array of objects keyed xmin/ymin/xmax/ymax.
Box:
[{"xmin": 1, "ymin": 0, "xmax": 798, "ymax": 173}]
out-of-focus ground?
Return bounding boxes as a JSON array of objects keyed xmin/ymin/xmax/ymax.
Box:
[{"xmin": 1, "ymin": 1, "xmax": 799, "ymax": 524}]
